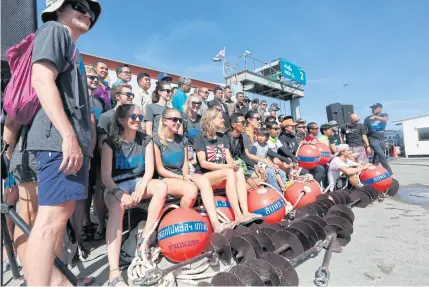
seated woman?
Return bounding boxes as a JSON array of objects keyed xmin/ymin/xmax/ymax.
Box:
[
  {"xmin": 101, "ymin": 104, "xmax": 168, "ymax": 286},
  {"xmin": 153, "ymin": 108, "xmax": 235, "ymax": 232},
  {"xmin": 328, "ymin": 144, "xmax": 371, "ymax": 191},
  {"xmin": 194, "ymin": 107, "xmax": 261, "ymax": 224},
  {"xmin": 179, "ymin": 94, "xmax": 202, "ymax": 169}
]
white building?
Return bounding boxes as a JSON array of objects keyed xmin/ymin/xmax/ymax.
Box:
[{"xmin": 393, "ymin": 114, "xmax": 429, "ymax": 157}]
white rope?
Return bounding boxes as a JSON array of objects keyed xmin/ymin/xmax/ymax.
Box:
[{"xmin": 259, "ymin": 182, "xmax": 293, "ymax": 213}]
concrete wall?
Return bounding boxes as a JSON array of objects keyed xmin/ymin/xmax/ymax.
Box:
[{"xmin": 401, "ymin": 115, "xmax": 429, "ymax": 156}]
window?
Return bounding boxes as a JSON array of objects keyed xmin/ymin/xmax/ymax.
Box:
[{"xmin": 417, "ymin": 127, "xmax": 429, "ymax": 141}]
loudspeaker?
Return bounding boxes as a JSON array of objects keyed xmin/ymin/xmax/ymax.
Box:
[
  {"xmin": 326, "ymin": 103, "xmax": 345, "ymax": 125},
  {"xmin": 1, "ymin": 0, "xmax": 37, "ymax": 62},
  {"xmin": 342, "ymin": 105, "xmax": 354, "ymax": 122}
]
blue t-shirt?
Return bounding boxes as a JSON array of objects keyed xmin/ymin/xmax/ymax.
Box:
[
  {"xmin": 153, "ymin": 134, "xmax": 188, "ymax": 175},
  {"xmin": 172, "ymin": 89, "xmax": 187, "ymax": 113},
  {"xmin": 364, "ymin": 113, "xmax": 388, "ymax": 141}
]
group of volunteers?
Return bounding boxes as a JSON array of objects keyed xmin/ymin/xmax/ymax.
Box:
[{"xmin": 0, "ymin": 0, "xmax": 393, "ymax": 286}]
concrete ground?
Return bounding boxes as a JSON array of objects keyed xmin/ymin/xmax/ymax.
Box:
[{"xmin": 2, "ymin": 158, "xmax": 429, "ymax": 286}]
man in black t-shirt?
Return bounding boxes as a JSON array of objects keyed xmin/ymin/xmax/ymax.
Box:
[
  {"xmin": 340, "ymin": 113, "xmax": 371, "ymax": 163},
  {"xmin": 363, "ymin": 103, "xmax": 392, "ymax": 175}
]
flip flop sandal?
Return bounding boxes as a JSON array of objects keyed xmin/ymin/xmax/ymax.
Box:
[
  {"xmin": 108, "ymin": 275, "xmax": 126, "ymax": 287},
  {"xmin": 77, "ymin": 276, "xmax": 96, "ymax": 286},
  {"xmin": 238, "ymin": 213, "xmax": 262, "ymax": 225}
]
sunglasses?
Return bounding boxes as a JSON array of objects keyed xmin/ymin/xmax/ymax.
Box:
[
  {"xmin": 166, "ymin": 117, "xmax": 183, "ymax": 124},
  {"xmin": 244, "ymin": 100, "xmax": 250, "ymax": 103},
  {"xmin": 161, "ymin": 89, "xmax": 172, "ymax": 94},
  {"xmin": 297, "ymin": 125, "xmax": 306, "ymax": 128},
  {"xmin": 87, "ymin": 75, "xmax": 99, "ymax": 81},
  {"xmin": 191, "ymin": 101, "xmax": 202, "ymax": 106},
  {"xmin": 310, "ymin": 127, "xmax": 319, "ymax": 130},
  {"xmin": 236, "ymin": 120, "xmax": 245, "ymax": 125},
  {"xmin": 271, "ymin": 127, "xmax": 280, "ymax": 131},
  {"xmin": 70, "ymin": 2, "xmax": 95, "ymax": 23},
  {"xmin": 130, "ymin": 114, "xmax": 143, "ymax": 121},
  {"xmin": 261, "ymin": 103, "xmax": 267, "ymax": 106},
  {"xmin": 252, "ymin": 117, "xmax": 262, "ymax": 121},
  {"xmin": 121, "ymin": 92, "xmax": 134, "ymax": 99}
]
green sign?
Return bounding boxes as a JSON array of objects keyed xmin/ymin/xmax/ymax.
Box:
[{"xmin": 280, "ymin": 59, "xmax": 306, "ymax": 85}]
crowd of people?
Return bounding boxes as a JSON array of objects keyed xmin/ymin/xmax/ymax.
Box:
[{"xmin": 0, "ymin": 0, "xmax": 394, "ymax": 286}]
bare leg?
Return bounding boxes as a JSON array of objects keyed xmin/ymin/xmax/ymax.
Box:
[
  {"xmin": 70, "ymin": 199, "xmax": 86, "ymax": 246},
  {"xmin": 25, "ymin": 200, "xmax": 75, "ymax": 286},
  {"xmin": 205, "ymin": 169, "xmax": 244, "ymax": 220},
  {"xmin": 234, "ymin": 168, "xmax": 251, "ymax": 216},
  {"xmin": 139, "ymin": 180, "xmax": 168, "ymax": 236},
  {"xmin": 162, "ymin": 178, "xmax": 198, "ymax": 208},
  {"xmin": 348, "ymin": 174, "xmax": 361, "ymax": 188},
  {"xmin": 189, "ymin": 173, "xmax": 223, "ymax": 231},
  {"xmin": 14, "ymin": 183, "xmax": 38, "ymax": 277},
  {"xmin": 104, "ymin": 193, "xmax": 127, "ymax": 286},
  {"xmin": 2, "ymin": 186, "xmax": 18, "ymax": 265}
]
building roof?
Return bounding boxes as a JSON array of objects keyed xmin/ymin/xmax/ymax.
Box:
[
  {"xmin": 81, "ymin": 53, "xmax": 219, "ymax": 90},
  {"xmin": 393, "ymin": 114, "xmax": 429, "ymax": 125}
]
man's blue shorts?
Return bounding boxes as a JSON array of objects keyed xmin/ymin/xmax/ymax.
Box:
[{"xmin": 36, "ymin": 151, "xmax": 89, "ymax": 206}]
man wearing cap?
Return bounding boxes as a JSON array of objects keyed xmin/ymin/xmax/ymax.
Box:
[
  {"xmin": 157, "ymin": 72, "xmax": 173, "ymax": 83},
  {"xmin": 265, "ymin": 103, "xmax": 280, "ymax": 122},
  {"xmin": 133, "ymin": 72, "xmax": 152, "ymax": 118},
  {"xmin": 250, "ymin": 98, "xmax": 259, "ymax": 113},
  {"xmin": 295, "ymin": 118, "xmax": 307, "ymax": 144},
  {"xmin": 259, "ymin": 100, "xmax": 268, "ymax": 118},
  {"xmin": 235, "ymin": 92, "xmax": 248, "ymax": 115},
  {"xmin": 172, "ymin": 76, "xmax": 192, "ymax": 113},
  {"xmin": 364, "ymin": 103, "xmax": 393, "ymax": 175},
  {"xmin": 327, "ymin": 120, "xmax": 343, "ymax": 153},
  {"xmin": 25, "ymin": 0, "xmax": 101, "ymax": 285},
  {"xmin": 328, "ymin": 144, "xmax": 371, "ymax": 191},
  {"xmin": 223, "ymin": 86, "xmax": 235, "ymax": 117},
  {"xmin": 341, "ymin": 114, "xmax": 371, "ymax": 163}
]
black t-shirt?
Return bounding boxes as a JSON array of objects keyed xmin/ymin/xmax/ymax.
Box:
[
  {"xmin": 194, "ymin": 133, "xmax": 229, "ymax": 173},
  {"xmin": 104, "ymin": 132, "xmax": 151, "ymax": 183},
  {"xmin": 153, "ymin": 134, "xmax": 187, "ymax": 175},
  {"xmin": 340, "ymin": 123, "xmax": 367, "ymax": 147},
  {"xmin": 182, "ymin": 113, "xmax": 201, "ymax": 146},
  {"xmin": 364, "ymin": 113, "xmax": 388, "ymax": 141},
  {"xmin": 329, "ymin": 134, "xmax": 341, "ymax": 146}
]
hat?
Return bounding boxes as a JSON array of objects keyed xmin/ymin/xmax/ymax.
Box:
[
  {"xmin": 157, "ymin": 72, "xmax": 172, "ymax": 82},
  {"xmin": 244, "ymin": 96, "xmax": 250, "ymax": 102},
  {"xmin": 269, "ymin": 103, "xmax": 280, "ymax": 112},
  {"xmin": 260, "ymin": 100, "xmax": 267, "ymax": 105},
  {"xmin": 334, "ymin": 144, "xmax": 351, "ymax": 156},
  {"xmin": 280, "ymin": 119, "xmax": 298, "ymax": 127},
  {"xmin": 251, "ymin": 98, "xmax": 259, "ymax": 104},
  {"xmin": 296, "ymin": 118, "xmax": 306, "ymax": 124},
  {"xmin": 41, "ymin": 0, "xmax": 101, "ymax": 29},
  {"xmin": 370, "ymin": 103, "xmax": 383, "ymax": 109},
  {"xmin": 328, "ymin": 120, "xmax": 338, "ymax": 126}
]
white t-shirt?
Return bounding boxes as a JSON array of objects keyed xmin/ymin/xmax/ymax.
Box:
[
  {"xmin": 267, "ymin": 137, "xmax": 283, "ymax": 153},
  {"xmin": 328, "ymin": 157, "xmax": 358, "ymax": 191}
]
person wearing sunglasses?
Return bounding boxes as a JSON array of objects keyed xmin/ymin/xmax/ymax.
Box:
[
  {"xmin": 154, "ymin": 108, "xmax": 236, "ymax": 232},
  {"xmin": 23, "ymin": 0, "xmax": 101, "ymax": 285},
  {"xmin": 266, "ymin": 121, "xmax": 294, "ymax": 172},
  {"xmin": 101, "ymin": 104, "xmax": 168, "ymax": 286},
  {"xmin": 111, "ymin": 64, "xmax": 132, "ymax": 90},
  {"xmin": 305, "ymin": 122, "xmax": 320, "ymax": 143},
  {"xmin": 244, "ymin": 110, "xmax": 262, "ymax": 144},
  {"xmin": 145, "ymin": 81, "xmax": 172, "ymax": 136},
  {"xmin": 194, "ymin": 107, "xmax": 262, "ymax": 225},
  {"xmin": 98, "ymin": 84, "xmax": 134, "ymax": 154},
  {"xmin": 179, "ymin": 95, "xmax": 203, "ymax": 168}
]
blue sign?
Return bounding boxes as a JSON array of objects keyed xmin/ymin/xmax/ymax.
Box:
[{"xmin": 280, "ymin": 59, "xmax": 306, "ymax": 85}]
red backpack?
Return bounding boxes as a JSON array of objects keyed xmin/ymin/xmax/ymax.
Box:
[{"xmin": 3, "ymin": 33, "xmax": 77, "ymax": 125}]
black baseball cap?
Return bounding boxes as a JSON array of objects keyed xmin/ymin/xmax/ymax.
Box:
[
  {"xmin": 244, "ymin": 96, "xmax": 250, "ymax": 102},
  {"xmin": 370, "ymin": 103, "xmax": 383, "ymax": 109},
  {"xmin": 251, "ymin": 98, "xmax": 259, "ymax": 104}
]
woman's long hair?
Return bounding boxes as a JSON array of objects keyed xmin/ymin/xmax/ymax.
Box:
[
  {"xmin": 182, "ymin": 94, "xmax": 197, "ymax": 116},
  {"xmin": 111, "ymin": 104, "xmax": 137, "ymax": 146},
  {"xmin": 152, "ymin": 80, "xmax": 170, "ymax": 103},
  {"xmin": 200, "ymin": 107, "xmax": 221, "ymax": 138},
  {"xmin": 157, "ymin": 108, "xmax": 178, "ymax": 148}
]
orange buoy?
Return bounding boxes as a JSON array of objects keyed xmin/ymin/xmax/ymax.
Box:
[
  {"xmin": 213, "ymin": 196, "xmax": 235, "ymax": 222},
  {"xmin": 285, "ymin": 181, "xmax": 317, "ymax": 209},
  {"xmin": 247, "ymin": 187, "xmax": 285, "ymax": 224},
  {"xmin": 297, "ymin": 144, "xmax": 321, "ymax": 170},
  {"xmin": 158, "ymin": 208, "xmax": 209, "ymax": 262},
  {"xmin": 314, "ymin": 143, "xmax": 332, "ymax": 166},
  {"xmin": 360, "ymin": 165, "xmax": 392, "ymax": 193},
  {"xmin": 307, "ymin": 180, "xmax": 322, "ymax": 197}
]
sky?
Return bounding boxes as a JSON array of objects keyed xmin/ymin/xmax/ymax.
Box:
[{"xmin": 36, "ymin": 0, "xmax": 429, "ymax": 129}]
